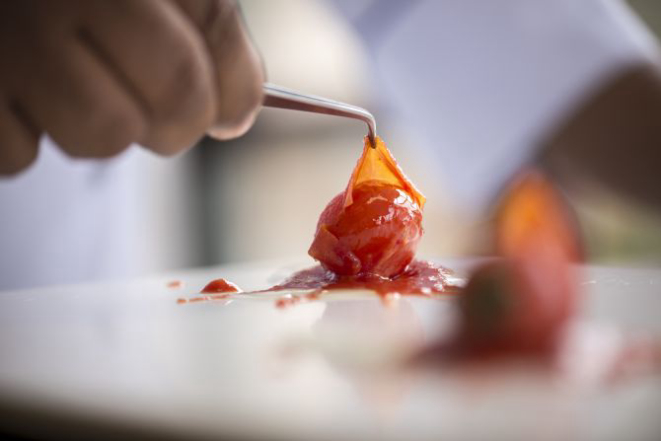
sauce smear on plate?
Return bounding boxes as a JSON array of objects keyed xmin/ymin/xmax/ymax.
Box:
[{"xmin": 269, "ymin": 260, "xmax": 457, "ymax": 297}]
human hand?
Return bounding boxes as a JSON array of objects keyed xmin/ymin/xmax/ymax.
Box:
[{"xmin": 0, "ymin": 0, "xmax": 264, "ymax": 175}]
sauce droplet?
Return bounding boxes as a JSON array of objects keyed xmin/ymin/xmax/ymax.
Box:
[{"xmin": 200, "ymin": 279, "xmax": 241, "ymax": 294}]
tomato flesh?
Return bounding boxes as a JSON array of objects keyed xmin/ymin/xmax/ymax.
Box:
[{"xmin": 309, "ymin": 182, "xmax": 423, "ymax": 277}]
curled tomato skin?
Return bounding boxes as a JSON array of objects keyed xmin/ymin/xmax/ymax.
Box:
[{"xmin": 308, "ymin": 182, "xmax": 423, "ymax": 277}]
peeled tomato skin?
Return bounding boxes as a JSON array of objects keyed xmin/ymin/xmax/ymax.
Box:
[{"xmin": 308, "ymin": 182, "xmax": 423, "ymax": 277}]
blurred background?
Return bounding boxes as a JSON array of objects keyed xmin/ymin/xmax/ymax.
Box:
[{"xmin": 127, "ymin": 0, "xmax": 661, "ymax": 277}]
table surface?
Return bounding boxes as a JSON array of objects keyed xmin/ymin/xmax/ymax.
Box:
[{"xmin": 1, "ymin": 258, "xmax": 660, "ymax": 441}]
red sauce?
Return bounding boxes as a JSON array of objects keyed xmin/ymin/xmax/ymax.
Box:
[
  {"xmin": 200, "ymin": 278, "xmax": 241, "ymax": 294},
  {"xmin": 178, "ymin": 260, "xmax": 458, "ymax": 307},
  {"xmin": 269, "ymin": 260, "xmax": 458, "ymax": 298},
  {"xmin": 177, "ymin": 293, "xmax": 232, "ymax": 304}
]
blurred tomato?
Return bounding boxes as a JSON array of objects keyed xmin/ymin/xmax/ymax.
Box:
[{"xmin": 454, "ymin": 170, "xmax": 581, "ymax": 357}]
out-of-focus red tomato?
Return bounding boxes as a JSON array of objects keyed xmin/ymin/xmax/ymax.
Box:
[
  {"xmin": 308, "ymin": 137, "xmax": 425, "ymax": 277},
  {"xmin": 458, "ymin": 260, "xmax": 570, "ymax": 356},
  {"xmin": 455, "ymin": 170, "xmax": 582, "ymax": 357}
]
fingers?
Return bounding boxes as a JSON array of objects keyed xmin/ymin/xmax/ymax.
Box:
[
  {"xmin": 207, "ymin": 7, "xmax": 264, "ymax": 139},
  {"xmin": 0, "ymin": 99, "xmax": 39, "ymax": 175},
  {"xmin": 13, "ymin": 31, "xmax": 147, "ymax": 159},
  {"xmin": 0, "ymin": 0, "xmax": 262, "ymax": 176},
  {"xmin": 76, "ymin": 0, "xmax": 216, "ymax": 154},
  {"xmin": 177, "ymin": 0, "xmax": 264, "ymax": 140}
]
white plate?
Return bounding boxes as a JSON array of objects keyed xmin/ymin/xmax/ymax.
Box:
[{"xmin": 0, "ymin": 259, "xmax": 660, "ymax": 440}]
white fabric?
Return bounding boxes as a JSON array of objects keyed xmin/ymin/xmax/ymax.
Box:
[
  {"xmin": 0, "ymin": 137, "xmax": 140, "ymax": 290},
  {"xmin": 334, "ymin": 0, "xmax": 659, "ymax": 212}
]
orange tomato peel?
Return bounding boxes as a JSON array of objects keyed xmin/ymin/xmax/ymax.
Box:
[{"xmin": 343, "ymin": 136, "xmax": 425, "ymax": 209}]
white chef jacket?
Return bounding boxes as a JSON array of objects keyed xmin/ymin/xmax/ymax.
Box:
[{"xmin": 0, "ymin": 137, "xmax": 141, "ymax": 290}]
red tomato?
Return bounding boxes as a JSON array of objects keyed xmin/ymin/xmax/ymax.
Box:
[
  {"xmin": 308, "ymin": 182, "xmax": 423, "ymax": 277},
  {"xmin": 457, "ymin": 259, "xmax": 574, "ymax": 356},
  {"xmin": 308, "ymin": 137, "xmax": 425, "ymax": 277},
  {"xmin": 454, "ymin": 170, "xmax": 581, "ymax": 357}
]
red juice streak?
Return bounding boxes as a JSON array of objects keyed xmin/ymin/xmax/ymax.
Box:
[{"xmin": 177, "ymin": 293, "xmax": 232, "ymax": 304}]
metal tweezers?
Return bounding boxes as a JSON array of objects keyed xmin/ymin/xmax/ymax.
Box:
[{"xmin": 262, "ymin": 83, "xmax": 376, "ymax": 147}]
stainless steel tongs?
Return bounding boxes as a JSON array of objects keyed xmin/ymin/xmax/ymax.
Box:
[{"xmin": 262, "ymin": 83, "xmax": 377, "ymax": 147}]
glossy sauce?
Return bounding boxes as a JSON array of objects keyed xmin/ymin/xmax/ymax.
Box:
[
  {"xmin": 269, "ymin": 260, "xmax": 458, "ymax": 298},
  {"xmin": 200, "ymin": 278, "xmax": 241, "ymax": 294},
  {"xmin": 177, "ymin": 260, "xmax": 459, "ymax": 307}
]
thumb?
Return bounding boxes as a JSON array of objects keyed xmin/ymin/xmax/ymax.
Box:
[{"xmin": 176, "ymin": 0, "xmax": 264, "ymax": 140}]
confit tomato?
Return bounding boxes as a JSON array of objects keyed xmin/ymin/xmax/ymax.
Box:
[
  {"xmin": 308, "ymin": 137, "xmax": 425, "ymax": 277},
  {"xmin": 308, "ymin": 182, "xmax": 423, "ymax": 277}
]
